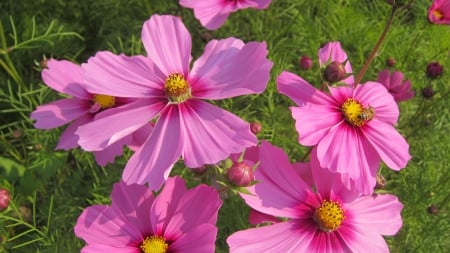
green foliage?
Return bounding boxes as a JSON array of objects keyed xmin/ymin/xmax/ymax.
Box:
[{"xmin": 1, "ymin": 0, "xmax": 449, "ymax": 252}]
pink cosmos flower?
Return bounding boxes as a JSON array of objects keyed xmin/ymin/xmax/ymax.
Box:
[
  {"xmin": 277, "ymin": 70, "xmax": 411, "ymax": 194},
  {"xmin": 318, "ymin": 41, "xmax": 354, "ymax": 85},
  {"xmin": 76, "ymin": 14, "xmax": 272, "ymax": 190},
  {"xmin": 75, "ymin": 176, "xmax": 222, "ymax": 253},
  {"xmin": 180, "ymin": 0, "xmax": 272, "ymax": 30},
  {"xmin": 30, "ymin": 59, "xmax": 151, "ymax": 166},
  {"xmin": 428, "ymin": 0, "xmax": 450, "ymax": 25},
  {"xmin": 227, "ymin": 141, "xmax": 403, "ymax": 253},
  {"xmin": 376, "ymin": 69, "xmax": 415, "ymax": 102}
]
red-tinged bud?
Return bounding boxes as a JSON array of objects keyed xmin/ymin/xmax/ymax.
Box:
[
  {"xmin": 375, "ymin": 174, "xmax": 386, "ymax": 190},
  {"xmin": 323, "ymin": 61, "xmax": 347, "ymax": 83},
  {"xmin": 386, "ymin": 57, "xmax": 395, "ymax": 67},
  {"xmin": 201, "ymin": 32, "xmax": 212, "ymax": 42},
  {"xmin": 227, "ymin": 161, "xmax": 254, "ymax": 187},
  {"xmin": 427, "ymin": 205, "xmax": 438, "ymax": 215},
  {"xmin": 12, "ymin": 129, "xmax": 22, "ymax": 139},
  {"xmin": 421, "ymin": 86, "xmax": 434, "ymax": 98},
  {"xmin": 426, "ymin": 62, "xmax": 443, "ymax": 78},
  {"xmin": 250, "ymin": 121, "xmax": 262, "ymax": 135},
  {"xmin": 299, "ymin": 55, "xmax": 313, "ymax": 70},
  {"xmin": 191, "ymin": 165, "xmax": 208, "ymax": 175},
  {"xmin": 0, "ymin": 189, "xmax": 11, "ymax": 211}
]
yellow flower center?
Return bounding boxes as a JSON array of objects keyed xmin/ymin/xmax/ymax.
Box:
[
  {"xmin": 432, "ymin": 10, "xmax": 443, "ymax": 20},
  {"xmin": 140, "ymin": 235, "xmax": 168, "ymax": 253},
  {"xmin": 314, "ymin": 200, "xmax": 345, "ymax": 232},
  {"xmin": 93, "ymin": 94, "xmax": 116, "ymax": 109},
  {"xmin": 164, "ymin": 73, "xmax": 191, "ymax": 103},
  {"xmin": 341, "ymin": 98, "xmax": 374, "ymax": 126}
]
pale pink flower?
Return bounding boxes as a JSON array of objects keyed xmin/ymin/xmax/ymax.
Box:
[
  {"xmin": 376, "ymin": 69, "xmax": 415, "ymax": 102},
  {"xmin": 318, "ymin": 41, "xmax": 354, "ymax": 85},
  {"xmin": 277, "ymin": 70, "xmax": 411, "ymax": 194},
  {"xmin": 30, "ymin": 59, "xmax": 151, "ymax": 166},
  {"xmin": 227, "ymin": 141, "xmax": 403, "ymax": 253},
  {"xmin": 428, "ymin": 0, "xmax": 450, "ymax": 25},
  {"xmin": 75, "ymin": 176, "xmax": 221, "ymax": 253},
  {"xmin": 180, "ymin": 0, "xmax": 272, "ymax": 30},
  {"xmin": 76, "ymin": 14, "xmax": 272, "ymax": 190}
]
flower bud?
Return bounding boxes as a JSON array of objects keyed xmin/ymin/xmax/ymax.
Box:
[
  {"xmin": 201, "ymin": 32, "xmax": 212, "ymax": 42},
  {"xmin": 421, "ymin": 86, "xmax": 434, "ymax": 98},
  {"xmin": 426, "ymin": 62, "xmax": 443, "ymax": 78},
  {"xmin": 12, "ymin": 129, "xmax": 22, "ymax": 139},
  {"xmin": 227, "ymin": 161, "xmax": 254, "ymax": 187},
  {"xmin": 375, "ymin": 174, "xmax": 386, "ymax": 190},
  {"xmin": 0, "ymin": 189, "xmax": 11, "ymax": 211},
  {"xmin": 386, "ymin": 57, "xmax": 395, "ymax": 67},
  {"xmin": 323, "ymin": 61, "xmax": 346, "ymax": 83},
  {"xmin": 191, "ymin": 165, "xmax": 208, "ymax": 175},
  {"xmin": 250, "ymin": 121, "xmax": 262, "ymax": 135},
  {"xmin": 299, "ymin": 55, "xmax": 313, "ymax": 70},
  {"xmin": 427, "ymin": 205, "xmax": 438, "ymax": 215}
]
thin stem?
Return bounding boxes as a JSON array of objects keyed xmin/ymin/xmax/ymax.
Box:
[{"xmin": 353, "ymin": 6, "xmax": 398, "ymax": 86}]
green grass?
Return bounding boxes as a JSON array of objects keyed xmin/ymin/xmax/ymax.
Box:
[{"xmin": 1, "ymin": 0, "xmax": 449, "ymax": 252}]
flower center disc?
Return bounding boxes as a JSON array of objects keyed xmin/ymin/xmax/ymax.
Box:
[
  {"xmin": 164, "ymin": 73, "xmax": 191, "ymax": 103},
  {"xmin": 432, "ymin": 10, "xmax": 443, "ymax": 20},
  {"xmin": 341, "ymin": 98, "xmax": 374, "ymax": 126},
  {"xmin": 90, "ymin": 94, "xmax": 116, "ymax": 113},
  {"xmin": 314, "ymin": 200, "xmax": 345, "ymax": 232},
  {"xmin": 140, "ymin": 235, "xmax": 168, "ymax": 253}
]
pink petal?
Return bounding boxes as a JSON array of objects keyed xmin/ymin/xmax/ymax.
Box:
[
  {"xmin": 56, "ymin": 114, "xmax": 93, "ymax": 150},
  {"xmin": 122, "ymin": 106, "xmax": 184, "ymax": 189},
  {"xmin": 76, "ymin": 99, "xmax": 165, "ymax": 151},
  {"xmin": 354, "ymin": 82, "xmax": 399, "ymax": 125},
  {"xmin": 318, "ymin": 41, "xmax": 354, "ymax": 85},
  {"xmin": 179, "ymin": 100, "xmax": 257, "ymax": 168},
  {"xmin": 277, "ymin": 71, "xmax": 335, "ymax": 106},
  {"xmin": 227, "ymin": 220, "xmax": 317, "ymax": 253},
  {"xmin": 82, "ymin": 51, "xmax": 166, "ymax": 98},
  {"xmin": 291, "ymin": 105, "xmax": 342, "ymax": 146},
  {"xmin": 127, "ymin": 123, "xmax": 154, "ymax": 152},
  {"xmin": 169, "ymin": 224, "xmax": 218, "ymax": 253},
  {"xmin": 42, "ymin": 59, "xmax": 91, "ymax": 99},
  {"xmin": 31, "ymin": 98, "xmax": 89, "ymax": 129},
  {"xmin": 243, "ymin": 0, "xmax": 272, "ymax": 9},
  {"xmin": 81, "ymin": 245, "xmax": 139, "ymax": 253},
  {"xmin": 191, "ymin": 38, "xmax": 272, "ymax": 100},
  {"xmin": 362, "ymin": 119, "xmax": 411, "ymax": 170},
  {"xmin": 180, "ymin": 0, "xmax": 231, "ymax": 30},
  {"xmin": 240, "ymin": 141, "xmax": 310, "ymax": 218},
  {"xmin": 376, "ymin": 69, "xmax": 391, "ymax": 89},
  {"xmin": 338, "ymin": 225, "xmax": 390, "ymax": 253},
  {"xmin": 141, "ymin": 15, "xmax": 191, "ymax": 76},
  {"xmin": 316, "ymin": 123, "xmax": 380, "ymax": 194},
  {"xmin": 74, "ymin": 205, "xmax": 142, "ymax": 247},
  {"xmin": 110, "ymin": 182, "xmax": 155, "ymax": 237},
  {"xmin": 348, "ymin": 194, "xmax": 403, "ymax": 236},
  {"xmin": 248, "ymin": 209, "xmax": 280, "ymax": 225},
  {"xmin": 93, "ymin": 135, "xmax": 132, "ymax": 166},
  {"xmin": 292, "ymin": 162, "xmax": 314, "ymax": 188}
]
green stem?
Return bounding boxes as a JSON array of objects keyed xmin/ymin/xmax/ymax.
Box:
[{"xmin": 353, "ymin": 6, "xmax": 398, "ymax": 86}]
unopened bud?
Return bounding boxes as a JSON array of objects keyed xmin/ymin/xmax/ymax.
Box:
[
  {"xmin": 426, "ymin": 62, "xmax": 443, "ymax": 78},
  {"xmin": 427, "ymin": 205, "xmax": 438, "ymax": 215},
  {"xmin": 386, "ymin": 57, "xmax": 395, "ymax": 67},
  {"xmin": 250, "ymin": 122, "xmax": 262, "ymax": 135},
  {"xmin": 227, "ymin": 161, "xmax": 254, "ymax": 187},
  {"xmin": 0, "ymin": 189, "xmax": 11, "ymax": 211},
  {"xmin": 323, "ymin": 61, "xmax": 347, "ymax": 83},
  {"xmin": 375, "ymin": 174, "xmax": 386, "ymax": 189},
  {"xmin": 12, "ymin": 129, "xmax": 22, "ymax": 139},
  {"xmin": 201, "ymin": 32, "xmax": 212, "ymax": 42},
  {"xmin": 421, "ymin": 87, "xmax": 434, "ymax": 98},
  {"xmin": 299, "ymin": 55, "xmax": 313, "ymax": 70},
  {"xmin": 191, "ymin": 165, "xmax": 208, "ymax": 175}
]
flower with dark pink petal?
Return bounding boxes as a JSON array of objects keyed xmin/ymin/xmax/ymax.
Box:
[{"xmin": 376, "ymin": 69, "xmax": 415, "ymax": 102}]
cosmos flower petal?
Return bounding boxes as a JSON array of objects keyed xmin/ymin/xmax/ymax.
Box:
[
  {"xmin": 76, "ymin": 99, "xmax": 165, "ymax": 151},
  {"xmin": 277, "ymin": 71, "xmax": 335, "ymax": 106},
  {"xmin": 240, "ymin": 141, "xmax": 310, "ymax": 218},
  {"xmin": 31, "ymin": 98, "xmax": 89, "ymax": 129},
  {"xmin": 428, "ymin": 0, "xmax": 450, "ymax": 24},
  {"xmin": 362, "ymin": 119, "xmax": 411, "ymax": 170},
  {"xmin": 80, "ymin": 245, "xmax": 138, "ymax": 253},
  {"xmin": 170, "ymin": 224, "xmax": 218, "ymax": 253},
  {"xmin": 354, "ymin": 81, "xmax": 399, "ymax": 124},
  {"xmin": 339, "ymin": 226, "xmax": 390, "ymax": 253},
  {"xmin": 249, "ymin": 209, "xmax": 280, "ymax": 225},
  {"xmin": 122, "ymin": 106, "xmax": 184, "ymax": 189},
  {"xmin": 42, "ymin": 59, "xmax": 91, "ymax": 99},
  {"xmin": 228, "ymin": 220, "xmax": 316, "ymax": 253},
  {"xmin": 180, "ymin": 0, "xmax": 231, "ymax": 30},
  {"xmin": 82, "ymin": 51, "xmax": 165, "ymax": 97},
  {"xmin": 141, "ymin": 15, "xmax": 191, "ymax": 76},
  {"xmin": 179, "ymin": 100, "xmax": 257, "ymax": 168},
  {"xmin": 56, "ymin": 114, "xmax": 92, "ymax": 150},
  {"xmin": 93, "ymin": 135, "xmax": 132, "ymax": 166},
  {"xmin": 349, "ymin": 194, "xmax": 403, "ymax": 236},
  {"xmin": 74, "ymin": 205, "xmax": 142, "ymax": 247},
  {"xmin": 191, "ymin": 38, "xmax": 272, "ymax": 100}
]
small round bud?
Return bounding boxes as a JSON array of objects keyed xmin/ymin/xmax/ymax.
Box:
[
  {"xmin": 0, "ymin": 189, "xmax": 11, "ymax": 212},
  {"xmin": 12, "ymin": 129, "xmax": 22, "ymax": 139},
  {"xmin": 427, "ymin": 205, "xmax": 438, "ymax": 215},
  {"xmin": 250, "ymin": 122, "xmax": 262, "ymax": 135},
  {"xmin": 34, "ymin": 143, "xmax": 43, "ymax": 151},
  {"xmin": 375, "ymin": 174, "xmax": 386, "ymax": 190},
  {"xmin": 323, "ymin": 61, "xmax": 346, "ymax": 83},
  {"xmin": 227, "ymin": 161, "xmax": 254, "ymax": 187},
  {"xmin": 201, "ymin": 32, "xmax": 212, "ymax": 42},
  {"xmin": 386, "ymin": 57, "xmax": 395, "ymax": 67},
  {"xmin": 299, "ymin": 56, "xmax": 313, "ymax": 70},
  {"xmin": 426, "ymin": 62, "xmax": 443, "ymax": 78},
  {"xmin": 421, "ymin": 87, "xmax": 434, "ymax": 98}
]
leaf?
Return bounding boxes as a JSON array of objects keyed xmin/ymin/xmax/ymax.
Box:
[{"xmin": 0, "ymin": 156, "xmax": 25, "ymax": 181}]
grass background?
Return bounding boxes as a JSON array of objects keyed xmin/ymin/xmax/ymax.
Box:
[{"xmin": 0, "ymin": 0, "xmax": 449, "ymax": 252}]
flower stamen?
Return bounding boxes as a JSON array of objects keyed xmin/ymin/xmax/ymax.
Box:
[
  {"xmin": 314, "ymin": 200, "xmax": 345, "ymax": 232},
  {"xmin": 140, "ymin": 235, "xmax": 168, "ymax": 253},
  {"xmin": 90, "ymin": 94, "xmax": 116, "ymax": 113},
  {"xmin": 164, "ymin": 73, "xmax": 191, "ymax": 103},
  {"xmin": 432, "ymin": 10, "xmax": 443, "ymax": 20},
  {"xmin": 341, "ymin": 98, "xmax": 374, "ymax": 126}
]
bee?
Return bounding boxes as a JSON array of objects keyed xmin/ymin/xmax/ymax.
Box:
[{"xmin": 358, "ymin": 107, "xmax": 375, "ymax": 121}]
